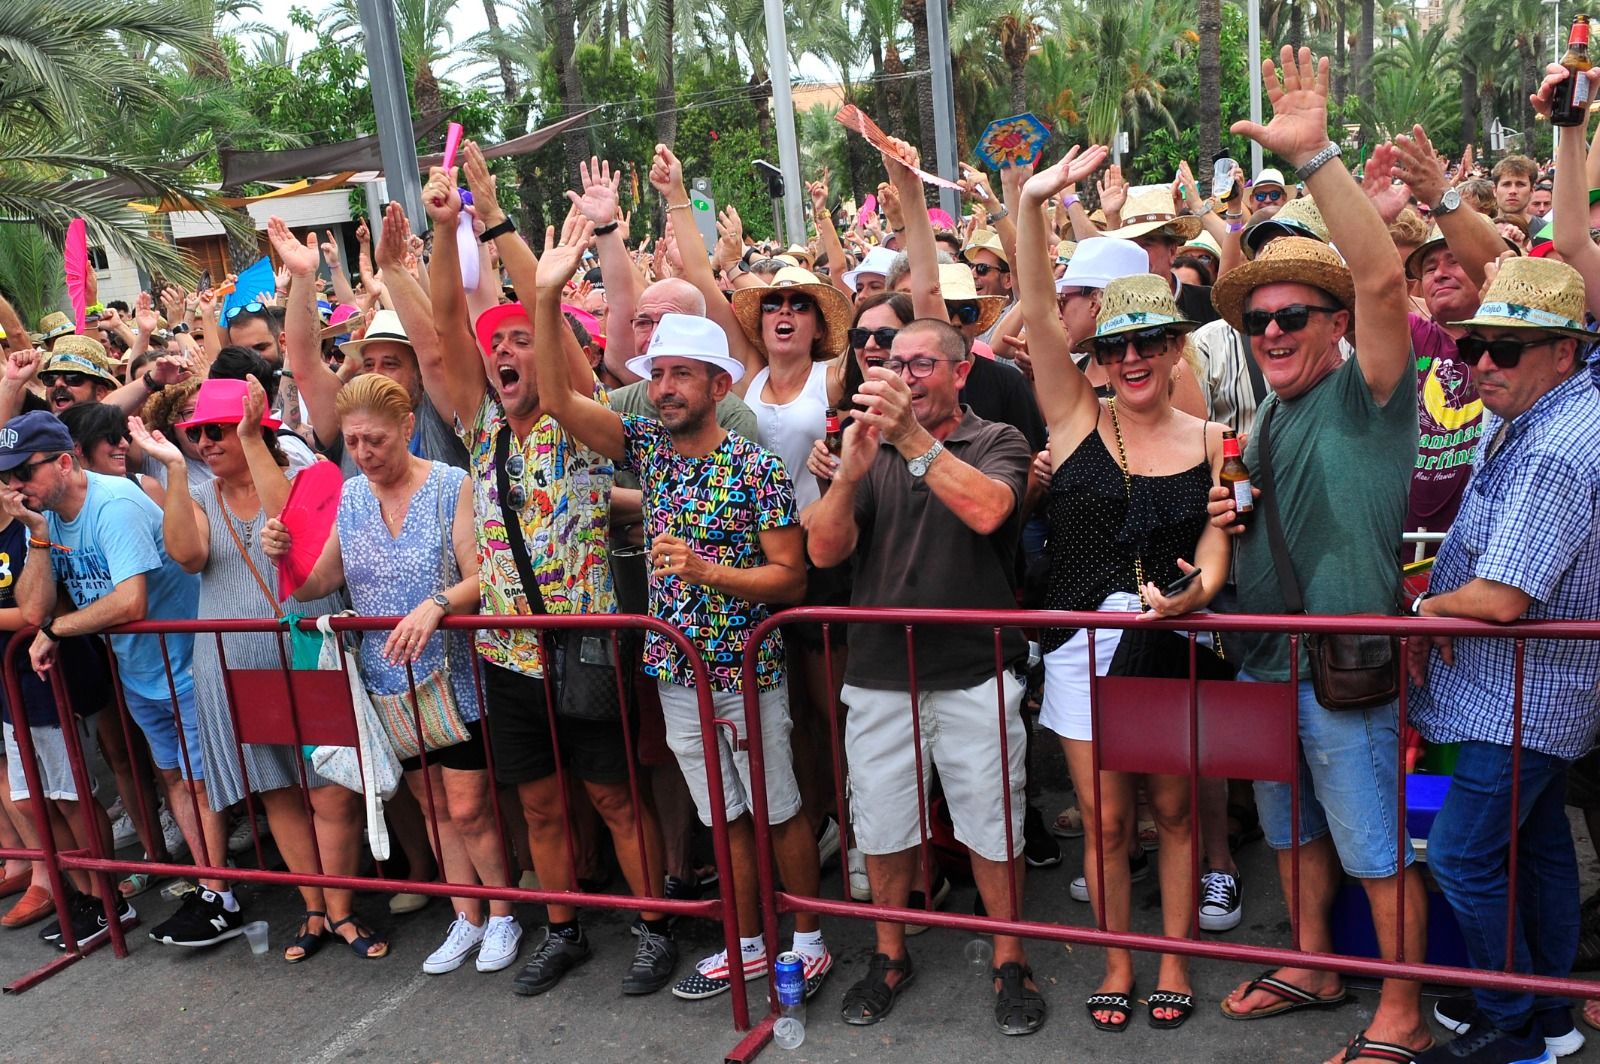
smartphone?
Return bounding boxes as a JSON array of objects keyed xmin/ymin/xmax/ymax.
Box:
[
  {"xmin": 1162, "ymin": 567, "xmax": 1202, "ymax": 598},
  {"xmin": 1212, "ymin": 158, "xmax": 1238, "ymax": 201}
]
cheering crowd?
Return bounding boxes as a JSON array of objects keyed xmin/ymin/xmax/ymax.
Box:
[{"xmin": 0, "ymin": 45, "xmax": 1598, "ymax": 1064}]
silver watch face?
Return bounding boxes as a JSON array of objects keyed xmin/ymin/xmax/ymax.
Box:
[
  {"xmin": 908, "ymin": 457, "xmax": 930, "ymax": 477},
  {"xmin": 1439, "ymin": 187, "xmax": 1460, "ymax": 212}
]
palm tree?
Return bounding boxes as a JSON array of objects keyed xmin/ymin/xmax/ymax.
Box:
[
  {"xmin": 643, "ymin": 0, "xmax": 678, "ymax": 148},
  {"xmin": 861, "ymin": 0, "xmax": 908, "ymax": 139},
  {"xmin": 1069, "ymin": 4, "xmax": 1187, "ymax": 151},
  {"xmin": 1351, "ymin": 16, "xmax": 1457, "ymax": 138},
  {"xmin": 329, "ymin": 0, "xmax": 461, "ymax": 117},
  {"xmin": 901, "ymin": 0, "xmax": 939, "ymax": 149},
  {"xmin": 949, "ymin": 0, "xmax": 1052, "ymax": 116},
  {"xmin": 1198, "ymin": 0, "xmax": 1222, "ymax": 172},
  {"xmin": 0, "ymin": 223, "xmax": 65, "ymax": 324}
]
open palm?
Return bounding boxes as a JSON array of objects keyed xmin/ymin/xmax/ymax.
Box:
[{"xmin": 1231, "ymin": 46, "xmax": 1332, "ymax": 169}]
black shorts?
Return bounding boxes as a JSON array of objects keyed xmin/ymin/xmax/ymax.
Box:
[
  {"xmin": 480, "ymin": 660, "xmax": 633, "ymax": 787},
  {"xmin": 399, "ymin": 717, "xmax": 489, "ymax": 774}
]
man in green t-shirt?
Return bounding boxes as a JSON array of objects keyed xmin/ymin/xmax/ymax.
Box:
[{"xmin": 1205, "ymin": 48, "xmax": 1429, "ymax": 1064}]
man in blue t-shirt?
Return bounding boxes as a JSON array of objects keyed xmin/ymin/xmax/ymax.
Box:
[{"xmin": 0, "ymin": 412, "xmax": 239, "ymax": 950}]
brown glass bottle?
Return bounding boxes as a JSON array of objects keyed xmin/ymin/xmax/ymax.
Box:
[
  {"xmin": 1552, "ymin": 16, "xmax": 1594, "ymax": 127},
  {"xmin": 1220, "ymin": 430, "xmax": 1254, "ymax": 526},
  {"xmin": 823, "ymin": 407, "xmax": 844, "ymax": 456}
]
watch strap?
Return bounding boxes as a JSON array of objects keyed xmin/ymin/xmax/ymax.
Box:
[
  {"xmin": 591, "ymin": 220, "xmax": 619, "ymax": 236},
  {"xmin": 1295, "ymin": 142, "xmax": 1343, "ymax": 183},
  {"xmin": 478, "ymin": 218, "xmax": 516, "ymax": 243}
]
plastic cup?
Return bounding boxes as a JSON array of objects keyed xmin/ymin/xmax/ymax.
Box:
[
  {"xmin": 242, "ymin": 920, "xmax": 269, "ymax": 955},
  {"xmin": 964, "ymin": 937, "xmax": 994, "ymax": 968}
]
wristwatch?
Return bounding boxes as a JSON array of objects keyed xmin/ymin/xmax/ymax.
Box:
[
  {"xmin": 429, "ymin": 592, "xmax": 450, "ymax": 612},
  {"xmin": 142, "ymin": 370, "xmax": 166, "ymax": 393},
  {"xmin": 1432, "ymin": 187, "xmax": 1461, "ymax": 217},
  {"xmin": 906, "ymin": 439, "xmax": 945, "ymax": 478},
  {"xmin": 38, "ymin": 621, "xmax": 58, "ymax": 643},
  {"xmin": 1410, "ymin": 591, "xmax": 1432, "ymax": 616}
]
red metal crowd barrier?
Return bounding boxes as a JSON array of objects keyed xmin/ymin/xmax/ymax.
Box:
[
  {"xmin": 0, "ymin": 614, "xmax": 757, "ymax": 1034},
  {"xmin": 731, "ymin": 606, "xmax": 1600, "ymax": 1057}
]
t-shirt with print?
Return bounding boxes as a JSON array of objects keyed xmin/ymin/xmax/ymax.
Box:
[
  {"xmin": 618, "ymin": 415, "xmax": 795, "ymax": 693},
  {"xmin": 457, "ymin": 389, "xmax": 616, "ymax": 678},
  {"xmin": 47, "ymin": 472, "xmax": 200, "ymax": 700},
  {"xmin": 1407, "ymin": 314, "xmax": 1483, "ymax": 540}
]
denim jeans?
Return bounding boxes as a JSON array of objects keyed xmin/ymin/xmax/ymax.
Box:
[{"xmin": 1426, "ymin": 740, "xmax": 1578, "ymax": 1031}]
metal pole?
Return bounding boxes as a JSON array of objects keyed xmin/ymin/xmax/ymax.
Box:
[
  {"xmin": 363, "ymin": 180, "xmax": 386, "ymax": 254},
  {"xmin": 1248, "ymin": 0, "xmax": 1265, "ymax": 177},
  {"xmin": 762, "ymin": 0, "xmax": 804, "ymax": 246},
  {"xmin": 357, "ymin": 0, "xmax": 425, "ymax": 227},
  {"xmin": 925, "ymin": 0, "xmax": 961, "ymax": 219}
]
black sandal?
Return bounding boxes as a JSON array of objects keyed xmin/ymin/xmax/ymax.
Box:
[
  {"xmin": 1147, "ymin": 989, "xmax": 1196, "ymax": 1029},
  {"xmin": 840, "ymin": 952, "xmax": 914, "ymax": 1026},
  {"xmin": 283, "ymin": 910, "xmax": 328, "ymax": 964},
  {"xmin": 328, "ymin": 914, "xmax": 389, "ymax": 959},
  {"xmin": 1086, "ymin": 984, "xmax": 1136, "ymax": 1033},
  {"xmin": 992, "ymin": 961, "xmax": 1047, "ymax": 1036}
]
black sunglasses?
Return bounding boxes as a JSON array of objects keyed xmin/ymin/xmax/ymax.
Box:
[
  {"xmin": 184, "ymin": 424, "xmax": 228, "ymax": 445},
  {"xmin": 40, "ymin": 371, "xmax": 92, "ymax": 388},
  {"xmin": 970, "ymin": 262, "xmax": 1009, "ymax": 277},
  {"xmin": 0, "ymin": 454, "xmax": 61, "ymax": 485},
  {"xmin": 848, "ymin": 326, "xmax": 901, "ymax": 351},
  {"xmin": 1456, "ymin": 335, "xmax": 1558, "ymax": 369},
  {"xmin": 224, "ymin": 301, "xmax": 267, "ymax": 323},
  {"xmin": 759, "ymin": 294, "xmax": 814, "ymax": 314},
  {"xmin": 947, "ymin": 301, "xmax": 982, "ymax": 325},
  {"xmin": 1240, "ymin": 304, "xmax": 1341, "ymax": 336},
  {"xmin": 1091, "ymin": 326, "xmax": 1172, "ymax": 364}
]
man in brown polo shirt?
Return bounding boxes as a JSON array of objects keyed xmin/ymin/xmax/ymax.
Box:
[{"xmin": 805, "ymin": 316, "xmax": 1040, "ymax": 1036}]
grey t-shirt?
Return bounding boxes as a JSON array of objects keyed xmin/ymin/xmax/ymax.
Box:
[
  {"xmin": 1231, "ymin": 354, "xmax": 1417, "ymax": 681},
  {"xmin": 844, "ymin": 408, "xmax": 1031, "ymax": 691},
  {"xmin": 607, "ymin": 380, "xmax": 761, "ymax": 490}
]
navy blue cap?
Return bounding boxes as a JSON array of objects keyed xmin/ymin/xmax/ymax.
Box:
[{"xmin": 0, "ymin": 412, "xmax": 74, "ymax": 472}]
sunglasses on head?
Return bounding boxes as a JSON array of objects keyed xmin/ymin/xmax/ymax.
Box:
[
  {"xmin": 947, "ymin": 301, "xmax": 982, "ymax": 325},
  {"xmin": 0, "ymin": 454, "xmax": 61, "ymax": 485},
  {"xmin": 970, "ymin": 262, "xmax": 1009, "ymax": 278},
  {"xmin": 183, "ymin": 424, "xmax": 229, "ymax": 445},
  {"xmin": 1091, "ymin": 326, "xmax": 1172, "ymax": 364},
  {"xmin": 1240, "ymin": 304, "xmax": 1341, "ymax": 336},
  {"xmin": 848, "ymin": 326, "xmax": 901, "ymax": 351},
  {"xmin": 1252, "ymin": 188, "xmax": 1285, "ymax": 204},
  {"xmin": 1456, "ymin": 334, "xmax": 1558, "ymax": 369},
  {"xmin": 223, "ymin": 301, "xmax": 267, "ymax": 324},
  {"xmin": 759, "ymin": 294, "xmax": 814, "ymax": 315},
  {"xmin": 39, "ymin": 371, "xmax": 92, "ymax": 388}
]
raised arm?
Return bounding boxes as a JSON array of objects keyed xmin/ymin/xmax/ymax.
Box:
[
  {"xmin": 1234, "ymin": 46, "xmax": 1409, "ymax": 404},
  {"xmin": 0, "ymin": 293, "xmax": 27, "ymax": 356},
  {"xmin": 887, "ymin": 140, "xmax": 947, "ymax": 320},
  {"xmin": 809, "ymin": 170, "xmax": 852, "ymax": 298},
  {"xmin": 1540, "ymin": 65, "xmax": 1600, "ymax": 317},
  {"xmin": 0, "ymin": 349, "xmax": 41, "ymax": 428},
  {"xmin": 569, "ymin": 156, "xmax": 642, "ymax": 383},
  {"xmin": 372, "ymin": 204, "xmax": 451, "ymax": 418},
  {"xmin": 266, "ymin": 216, "xmax": 343, "ymax": 449},
  {"xmin": 532, "ymin": 214, "xmax": 626, "ymax": 460},
  {"xmin": 1391, "ymin": 128, "xmax": 1504, "ymax": 290},
  {"xmin": 238, "ymin": 375, "xmax": 290, "ymax": 518},
  {"xmin": 421, "ymin": 159, "xmax": 489, "ymax": 425},
  {"xmin": 127, "ymin": 417, "xmax": 208, "ymax": 574},
  {"xmin": 1016, "ymin": 146, "xmax": 1110, "ymax": 443}
]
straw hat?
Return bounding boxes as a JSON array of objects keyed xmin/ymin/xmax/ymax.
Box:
[
  {"xmin": 43, "ymin": 337, "xmax": 119, "ymax": 388},
  {"xmin": 1404, "ymin": 220, "xmax": 1522, "ymax": 281},
  {"xmin": 1054, "ymin": 240, "xmax": 1078, "ymax": 265},
  {"xmin": 1241, "ymin": 196, "xmax": 1330, "ymax": 260},
  {"xmin": 1074, "ymin": 274, "xmax": 1196, "ymax": 353},
  {"xmin": 1211, "ymin": 237, "xmax": 1355, "ymax": 333},
  {"xmin": 783, "ymin": 244, "xmax": 815, "ymax": 267},
  {"xmin": 1179, "ymin": 230, "xmax": 1222, "ymax": 262},
  {"xmin": 339, "ymin": 309, "xmax": 415, "ymax": 360},
  {"xmin": 961, "ymin": 228, "xmax": 1009, "ymax": 267},
  {"xmin": 37, "ymin": 312, "xmax": 75, "ymax": 342},
  {"xmin": 1448, "ymin": 258, "xmax": 1591, "ymax": 338},
  {"xmin": 936, "ymin": 263, "xmax": 1007, "ymax": 335},
  {"xmin": 1102, "ymin": 185, "xmax": 1203, "ymax": 242},
  {"xmin": 731, "ymin": 266, "xmax": 852, "ymax": 359}
]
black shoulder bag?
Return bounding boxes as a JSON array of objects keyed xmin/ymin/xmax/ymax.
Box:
[
  {"xmin": 1255, "ymin": 399, "xmax": 1400, "ymax": 711},
  {"xmin": 494, "ymin": 423, "xmax": 626, "ymax": 721}
]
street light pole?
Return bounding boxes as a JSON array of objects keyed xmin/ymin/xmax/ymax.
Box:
[
  {"xmin": 925, "ymin": 0, "xmax": 962, "ymax": 219},
  {"xmin": 1247, "ymin": 0, "xmax": 1264, "ymax": 177},
  {"xmin": 356, "ymin": 0, "xmax": 424, "ymax": 228},
  {"xmin": 762, "ymin": 0, "xmax": 805, "ymax": 246}
]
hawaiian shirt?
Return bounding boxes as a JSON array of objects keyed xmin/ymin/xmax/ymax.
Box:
[
  {"xmin": 459, "ymin": 389, "xmax": 615, "ymax": 677},
  {"xmin": 619, "ymin": 415, "xmax": 795, "ymax": 692}
]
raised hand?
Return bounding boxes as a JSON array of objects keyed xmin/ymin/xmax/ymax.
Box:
[
  {"xmin": 159, "ymin": 285, "xmax": 186, "ymax": 322},
  {"xmin": 461, "ymin": 140, "xmax": 504, "ymax": 226},
  {"xmin": 267, "ymin": 216, "xmax": 321, "ymax": 277},
  {"xmin": 423, "ymin": 165, "xmax": 462, "ymax": 227},
  {"xmin": 260, "ymin": 516, "xmax": 292, "ymax": 561},
  {"xmin": 320, "ymin": 229, "xmax": 343, "ymax": 268},
  {"xmin": 149, "ymin": 352, "xmax": 190, "ymax": 387},
  {"xmin": 648, "ymin": 143, "xmax": 685, "ymax": 197},
  {"xmin": 5, "ymin": 349, "xmax": 40, "ymax": 384},
  {"xmin": 134, "ymin": 291, "xmax": 160, "ymax": 335},
  {"xmin": 566, "ymin": 156, "xmax": 621, "ymax": 226},
  {"xmin": 1231, "ymin": 46, "xmax": 1333, "ymax": 170},
  {"xmin": 878, "ymin": 181, "xmax": 904, "ymax": 231},
  {"xmin": 1097, "ymin": 164, "xmax": 1128, "ymax": 214},
  {"xmin": 1387, "ymin": 131, "xmax": 1443, "ymax": 216},
  {"xmin": 239, "ymin": 374, "xmax": 268, "ymax": 434},
  {"xmin": 536, "ymin": 209, "xmax": 595, "ymax": 291},
  {"xmin": 808, "ymin": 169, "xmax": 830, "ymax": 215},
  {"xmin": 1175, "ymin": 160, "xmax": 1206, "ymax": 214},
  {"xmin": 127, "ymin": 416, "xmax": 184, "ymax": 468},
  {"xmin": 1022, "ymin": 145, "xmax": 1109, "ymax": 203},
  {"xmin": 958, "ymin": 163, "xmax": 998, "ymax": 206},
  {"xmin": 713, "ymin": 205, "xmax": 744, "ymax": 269},
  {"xmin": 375, "ymin": 202, "xmax": 412, "ymax": 272},
  {"xmin": 999, "ymin": 161, "xmax": 1036, "ymax": 206}
]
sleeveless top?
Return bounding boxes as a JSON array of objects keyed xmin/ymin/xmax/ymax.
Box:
[
  {"xmin": 745, "ymin": 360, "xmax": 831, "ymax": 510},
  {"xmin": 1042, "ymin": 419, "xmax": 1212, "ymax": 652}
]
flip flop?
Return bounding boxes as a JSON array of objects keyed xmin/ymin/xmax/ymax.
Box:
[
  {"xmin": 1583, "ymin": 998, "xmax": 1600, "ymax": 1032},
  {"xmin": 118, "ymin": 872, "xmax": 153, "ymax": 899},
  {"xmin": 1337, "ymin": 1030, "xmax": 1435, "ymax": 1063},
  {"xmin": 1219, "ymin": 970, "xmax": 1347, "ymax": 1020}
]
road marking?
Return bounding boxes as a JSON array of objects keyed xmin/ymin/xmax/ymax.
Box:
[{"xmin": 303, "ymin": 972, "xmax": 429, "ymax": 1064}]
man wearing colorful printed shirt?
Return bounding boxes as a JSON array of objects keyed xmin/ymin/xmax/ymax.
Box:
[
  {"xmin": 531, "ymin": 228, "xmax": 829, "ymax": 1005},
  {"xmin": 1408, "ymin": 257, "xmax": 1600, "ymax": 1064},
  {"xmin": 415, "ymin": 155, "xmax": 674, "ymax": 1001}
]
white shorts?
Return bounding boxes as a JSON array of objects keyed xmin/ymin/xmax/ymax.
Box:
[
  {"xmin": 842, "ymin": 671, "xmax": 1026, "ymax": 863},
  {"xmin": 4, "ymin": 719, "xmax": 87, "ymax": 802},
  {"xmin": 656, "ymin": 680, "xmax": 803, "ymax": 828},
  {"xmin": 1038, "ymin": 592, "xmax": 1140, "ymax": 742}
]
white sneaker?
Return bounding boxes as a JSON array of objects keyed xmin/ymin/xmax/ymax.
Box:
[
  {"xmin": 226, "ymin": 814, "xmax": 269, "ymax": 855},
  {"xmin": 1198, "ymin": 870, "xmax": 1243, "ymax": 932},
  {"xmin": 475, "ymin": 914, "xmax": 523, "ymax": 972},
  {"xmin": 816, "ymin": 818, "xmax": 841, "ymax": 869},
  {"xmin": 422, "ymin": 913, "xmax": 485, "ymax": 974},
  {"xmin": 847, "ymin": 847, "xmax": 871, "ymax": 902},
  {"xmin": 111, "ymin": 812, "xmax": 138, "ymax": 849},
  {"xmin": 159, "ymin": 807, "xmax": 186, "ymax": 857}
]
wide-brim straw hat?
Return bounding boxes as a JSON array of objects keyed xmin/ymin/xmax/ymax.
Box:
[
  {"xmin": 43, "ymin": 337, "xmax": 119, "ymax": 387},
  {"xmin": 1179, "ymin": 230, "xmax": 1222, "ymax": 262},
  {"xmin": 1212, "ymin": 237, "xmax": 1355, "ymax": 333},
  {"xmin": 961, "ymin": 227, "xmax": 1009, "ymax": 267},
  {"xmin": 731, "ymin": 266, "xmax": 852, "ymax": 359},
  {"xmin": 38, "ymin": 312, "xmax": 75, "ymax": 341},
  {"xmin": 1102, "ymin": 185, "xmax": 1203, "ymax": 243},
  {"xmin": 339, "ymin": 308, "xmax": 415, "ymax": 359},
  {"xmin": 1074, "ymin": 274, "xmax": 1196, "ymax": 353},
  {"xmin": 1054, "ymin": 240, "xmax": 1078, "ymax": 265},
  {"xmin": 936, "ymin": 263, "xmax": 1007, "ymax": 334},
  {"xmin": 1241, "ymin": 196, "xmax": 1330, "ymax": 260},
  {"xmin": 1448, "ymin": 257, "xmax": 1592, "ymax": 338},
  {"xmin": 1404, "ymin": 220, "xmax": 1522, "ymax": 281}
]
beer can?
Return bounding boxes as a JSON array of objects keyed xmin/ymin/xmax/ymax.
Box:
[{"xmin": 774, "ymin": 950, "xmax": 805, "ymax": 1006}]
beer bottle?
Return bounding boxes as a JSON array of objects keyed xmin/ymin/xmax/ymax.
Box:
[
  {"xmin": 1220, "ymin": 430, "xmax": 1254, "ymax": 526},
  {"xmin": 1552, "ymin": 15, "xmax": 1594, "ymax": 127},
  {"xmin": 823, "ymin": 407, "xmax": 844, "ymax": 456}
]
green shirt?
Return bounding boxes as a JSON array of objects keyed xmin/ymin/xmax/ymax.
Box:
[
  {"xmin": 607, "ymin": 381, "xmax": 761, "ymax": 490},
  {"xmin": 1232, "ymin": 354, "xmax": 1417, "ymax": 682}
]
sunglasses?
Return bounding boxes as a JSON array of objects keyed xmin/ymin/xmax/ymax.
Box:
[
  {"xmin": 759, "ymin": 294, "xmax": 814, "ymax": 315},
  {"xmin": 183, "ymin": 424, "xmax": 229, "ymax": 445},
  {"xmin": 224, "ymin": 301, "xmax": 267, "ymax": 324},
  {"xmin": 1240, "ymin": 304, "xmax": 1341, "ymax": 336},
  {"xmin": 504, "ymin": 453, "xmax": 527, "ymax": 509},
  {"xmin": 1091, "ymin": 327, "xmax": 1172, "ymax": 364},
  {"xmin": 947, "ymin": 301, "xmax": 982, "ymax": 325},
  {"xmin": 848, "ymin": 326, "xmax": 901, "ymax": 351},
  {"xmin": 1252, "ymin": 189, "xmax": 1285, "ymax": 204},
  {"xmin": 0, "ymin": 454, "xmax": 61, "ymax": 485},
  {"xmin": 970, "ymin": 262, "xmax": 1009, "ymax": 277},
  {"xmin": 630, "ymin": 314, "xmax": 666, "ymax": 331},
  {"xmin": 1456, "ymin": 335, "xmax": 1558, "ymax": 369},
  {"xmin": 40, "ymin": 372, "xmax": 93, "ymax": 388},
  {"xmin": 864, "ymin": 355, "xmax": 955, "ymax": 379}
]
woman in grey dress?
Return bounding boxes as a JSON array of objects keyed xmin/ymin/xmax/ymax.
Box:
[{"xmin": 129, "ymin": 376, "xmax": 384, "ymax": 962}]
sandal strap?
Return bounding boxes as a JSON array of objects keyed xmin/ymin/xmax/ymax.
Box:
[
  {"xmin": 1341, "ymin": 1034, "xmax": 1429, "ymax": 1064},
  {"xmin": 1087, "ymin": 993, "xmax": 1132, "ymax": 1007},
  {"xmin": 841, "ymin": 953, "xmax": 911, "ymax": 1017},
  {"xmin": 1148, "ymin": 991, "xmax": 1194, "ymax": 1006}
]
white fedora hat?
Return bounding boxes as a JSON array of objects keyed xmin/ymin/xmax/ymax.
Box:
[
  {"xmin": 625, "ymin": 313, "xmax": 745, "ymax": 382},
  {"xmin": 1055, "ymin": 237, "xmax": 1150, "ymax": 292}
]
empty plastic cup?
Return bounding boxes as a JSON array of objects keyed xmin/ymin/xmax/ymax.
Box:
[{"xmin": 242, "ymin": 920, "xmax": 269, "ymax": 955}]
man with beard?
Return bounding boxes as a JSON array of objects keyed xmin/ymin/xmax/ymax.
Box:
[{"xmin": 36, "ymin": 338, "xmax": 117, "ymax": 413}]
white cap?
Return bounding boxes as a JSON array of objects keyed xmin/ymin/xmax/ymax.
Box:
[
  {"xmin": 624, "ymin": 313, "xmax": 745, "ymax": 383},
  {"xmin": 1055, "ymin": 238, "xmax": 1150, "ymax": 292},
  {"xmin": 1253, "ymin": 167, "xmax": 1287, "ymax": 189},
  {"xmin": 842, "ymin": 246, "xmax": 899, "ymax": 292}
]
